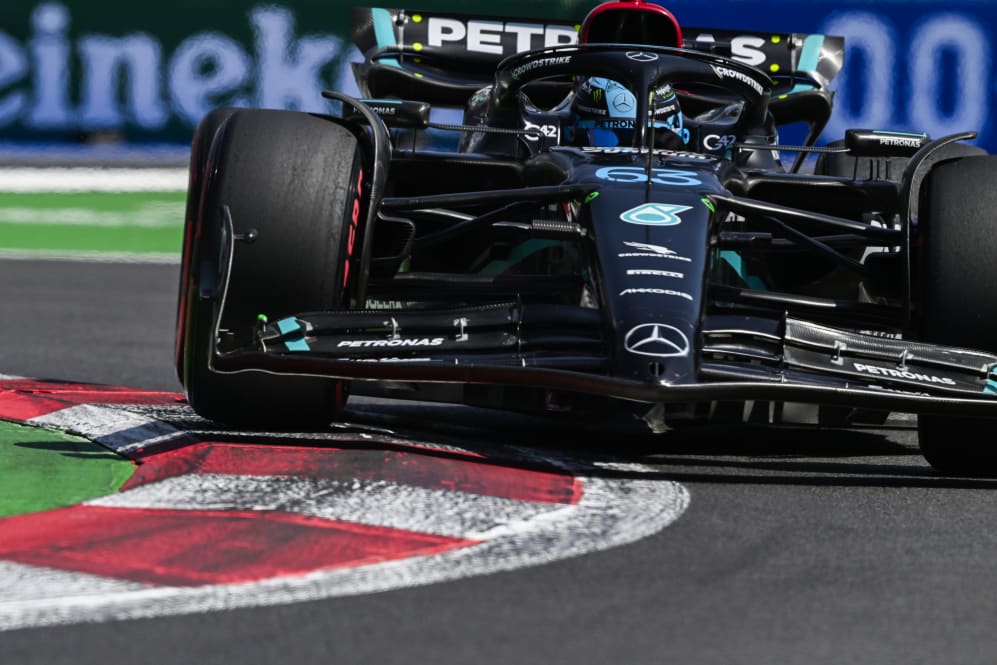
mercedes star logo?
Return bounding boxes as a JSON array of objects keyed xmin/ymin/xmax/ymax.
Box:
[
  {"xmin": 624, "ymin": 323, "xmax": 690, "ymax": 358},
  {"xmin": 613, "ymin": 93, "xmax": 634, "ymax": 112},
  {"xmin": 626, "ymin": 51, "xmax": 659, "ymax": 62}
]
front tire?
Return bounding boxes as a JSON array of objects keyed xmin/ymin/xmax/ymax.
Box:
[
  {"xmin": 917, "ymin": 156, "xmax": 997, "ymax": 474},
  {"xmin": 178, "ymin": 109, "xmax": 365, "ymax": 427}
]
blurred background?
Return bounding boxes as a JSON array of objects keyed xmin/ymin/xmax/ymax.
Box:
[
  {"xmin": 0, "ymin": 0, "xmax": 993, "ymax": 153},
  {"xmin": 0, "ymin": 0, "xmax": 992, "ymax": 260}
]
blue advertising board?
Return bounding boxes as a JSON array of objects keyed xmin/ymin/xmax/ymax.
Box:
[{"xmin": 663, "ymin": 1, "xmax": 997, "ymax": 149}]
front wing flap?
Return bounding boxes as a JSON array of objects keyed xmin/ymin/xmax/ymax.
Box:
[{"xmin": 211, "ymin": 303, "xmax": 997, "ymax": 418}]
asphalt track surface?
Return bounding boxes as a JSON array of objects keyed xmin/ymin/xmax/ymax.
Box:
[{"xmin": 3, "ymin": 259, "xmax": 997, "ymax": 664}]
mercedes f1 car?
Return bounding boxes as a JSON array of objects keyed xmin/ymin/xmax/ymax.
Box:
[{"xmin": 176, "ymin": 1, "xmax": 997, "ymax": 474}]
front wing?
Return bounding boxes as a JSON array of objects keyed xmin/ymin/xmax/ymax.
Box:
[{"xmin": 210, "ymin": 296, "xmax": 997, "ymax": 418}]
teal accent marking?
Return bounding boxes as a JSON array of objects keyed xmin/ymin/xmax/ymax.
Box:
[
  {"xmin": 284, "ymin": 339, "xmax": 310, "ymax": 352},
  {"xmin": 277, "ymin": 317, "xmax": 300, "ymax": 334},
  {"xmin": 797, "ymin": 34, "xmax": 823, "ymax": 73},
  {"xmin": 720, "ymin": 251, "xmax": 766, "ymax": 290},
  {"xmin": 985, "ymin": 382, "xmax": 997, "ymax": 395},
  {"xmin": 372, "ymin": 8, "xmax": 400, "ymax": 67},
  {"xmin": 480, "ymin": 240, "xmax": 561, "ymax": 276},
  {"xmin": 789, "ymin": 34, "xmax": 824, "ymax": 94},
  {"xmin": 620, "ymin": 203, "xmax": 691, "ymax": 226},
  {"xmin": 277, "ymin": 317, "xmax": 310, "ymax": 352},
  {"xmin": 873, "ymin": 130, "xmax": 928, "ymax": 139}
]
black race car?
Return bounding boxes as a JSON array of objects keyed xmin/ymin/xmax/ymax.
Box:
[{"xmin": 175, "ymin": 2, "xmax": 997, "ymax": 474}]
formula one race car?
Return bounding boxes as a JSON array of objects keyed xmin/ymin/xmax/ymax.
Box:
[{"xmin": 176, "ymin": 1, "xmax": 997, "ymax": 474}]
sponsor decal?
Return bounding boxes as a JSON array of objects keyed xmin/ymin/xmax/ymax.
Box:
[
  {"xmin": 343, "ymin": 169, "xmax": 364, "ymax": 288},
  {"xmin": 619, "ymin": 288, "xmax": 694, "ymax": 301},
  {"xmin": 368, "ymin": 105, "xmax": 397, "ymax": 116},
  {"xmin": 613, "ymin": 92, "xmax": 634, "ymax": 113},
  {"xmin": 338, "ymin": 338, "xmax": 444, "ymax": 348},
  {"xmin": 877, "ymin": 135, "xmax": 924, "ymax": 148},
  {"xmin": 703, "ymin": 134, "xmax": 737, "ymax": 151},
  {"xmin": 626, "ymin": 269, "xmax": 684, "ymax": 279},
  {"xmin": 523, "ymin": 120, "xmax": 559, "ymax": 142},
  {"xmin": 653, "ymin": 83, "xmax": 676, "ymax": 99},
  {"xmin": 710, "ymin": 64, "xmax": 765, "ymax": 95},
  {"xmin": 0, "ymin": 5, "xmax": 354, "ymax": 135},
  {"xmin": 579, "ymin": 146, "xmax": 711, "ymax": 160},
  {"xmin": 509, "ymin": 55, "xmax": 572, "ymax": 79},
  {"xmin": 619, "ymin": 203, "xmax": 691, "ymax": 227},
  {"xmin": 364, "ymin": 299, "xmax": 409, "ymax": 310},
  {"xmin": 617, "ymin": 240, "xmax": 692, "ymax": 262},
  {"xmin": 690, "ymin": 33, "xmax": 768, "ymax": 66},
  {"xmin": 852, "ymin": 362, "xmax": 957, "ymax": 385},
  {"xmin": 598, "ymin": 119, "xmax": 636, "ymax": 129},
  {"xmin": 626, "ymin": 51, "xmax": 659, "ymax": 62},
  {"xmin": 856, "ymin": 329, "xmax": 903, "ymax": 340},
  {"xmin": 595, "ymin": 167, "xmax": 702, "ymax": 186},
  {"xmin": 653, "ymin": 100, "xmax": 681, "ymax": 117},
  {"xmin": 425, "ymin": 18, "xmax": 577, "ymax": 54},
  {"xmin": 624, "ymin": 323, "xmax": 690, "ymax": 358}
]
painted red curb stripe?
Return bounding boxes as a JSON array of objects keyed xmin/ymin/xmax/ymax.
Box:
[
  {"xmin": 0, "ymin": 505, "xmax": 476, "ymax": 586},
  {"xmin": 0, "ymin": 379, "xmax": 183, "ymax": 420},
  {"xmin": 125, "ymin": 442, "xmax": 583, "ymax": 505}
]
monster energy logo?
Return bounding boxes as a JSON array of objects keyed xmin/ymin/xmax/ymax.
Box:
[{"xmin": 592, "ymin": 88, "xmax": 603, "ymax": 103}]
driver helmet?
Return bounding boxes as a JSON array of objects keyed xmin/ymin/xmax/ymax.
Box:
[
  {"xmin": 570, "ymin": 77, "xmax": 688, "ymax": 147},
  {"xmin": 570, "ymin": 1, "xmax": 686, "ymax": 148}
]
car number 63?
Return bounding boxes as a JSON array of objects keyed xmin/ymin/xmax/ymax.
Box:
[{"xmin": 595, "ymin": 166, "xmax": 702, "ymax": 186}]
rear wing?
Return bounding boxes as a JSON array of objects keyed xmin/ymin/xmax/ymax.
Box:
[{"xmin": 350, "ymin": 7, "xmax": 844, "ymax": 105}]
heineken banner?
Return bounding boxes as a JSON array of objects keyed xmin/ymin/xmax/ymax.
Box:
[{"xmin": 0, "ymin": 1, "xmax": 995, "ymax": 151}]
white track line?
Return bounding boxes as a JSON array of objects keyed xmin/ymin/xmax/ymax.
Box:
[
  {"xmin": 0, "ymin": 249, "xmax": 179, "ymax": 264},
  {"xmin": 0, "ymin": 168, "xmax": 187, "ymax": 193}
]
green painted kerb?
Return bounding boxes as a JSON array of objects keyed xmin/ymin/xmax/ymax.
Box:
[{"xmin": 0, "ymin": 420, "xmax": 135, "ymax": 518}]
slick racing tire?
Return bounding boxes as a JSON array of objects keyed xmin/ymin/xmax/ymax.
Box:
[
  {"xmin": 178, "ymin": 109, "xmax": 365, "ymax": 428},
  {"xmin": 917, "ymin": 155, "xmax": 997, "ymax": 475}
]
